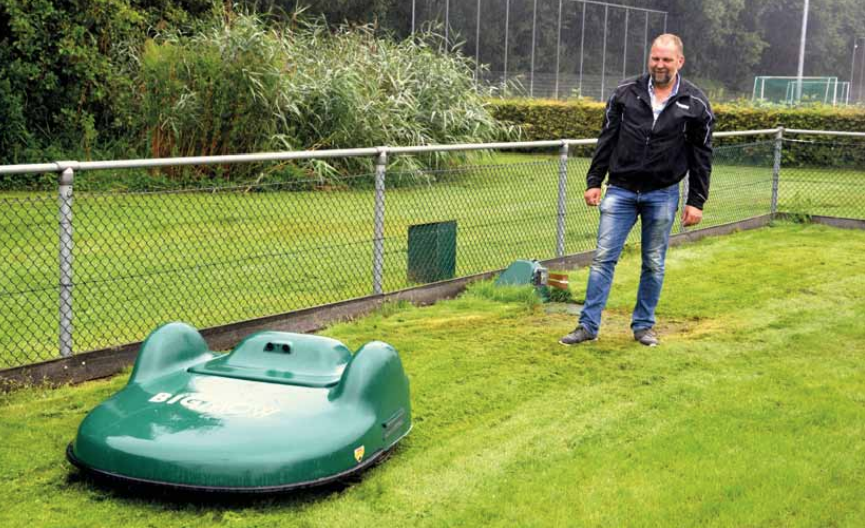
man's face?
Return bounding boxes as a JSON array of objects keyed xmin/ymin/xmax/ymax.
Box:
[{"xmin": 649, "ymin": 43, "xmax": 684, "ymax": 88}]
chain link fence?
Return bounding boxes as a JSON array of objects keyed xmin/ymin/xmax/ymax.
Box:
[
  {"xmin": 777, "ymin": 136, "xmax": 865, "ymax": 219},
  {"xmin": 1, "ymin": 130, "xmax": 863, "ymax": 370}
]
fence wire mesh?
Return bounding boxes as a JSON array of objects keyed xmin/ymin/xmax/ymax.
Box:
[
  {"xmin": 777, "ymin": 138, "xmax": 865, "ymax": 220},
  {"xmin": 702, "ymin": 140, "xmax": 776, "ymax": 227},
  {"xmin": 384, "ymin": 159, "xmax": 566, "ymax": 290},
  {"xmin": 70, "ymin": 176, "xmax": 380, "ymax": 362},
  {"xmin": 1, "ymin": 135, "xmax": 862, "ymax": 370},
  {"xmin": 0, "ymin": 192, "xmax": 59, "ymax": 366}
]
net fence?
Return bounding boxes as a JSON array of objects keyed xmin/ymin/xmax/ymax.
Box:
[
  {"xmin": 411, "ymin": 0, "xmax": 669, "ymax": 101},
  {"xmin": 0, "ymin": 135, "xmax": 862, "ymax": 369}
]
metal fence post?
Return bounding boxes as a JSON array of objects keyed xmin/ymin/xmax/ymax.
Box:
[
  {"xmin": 373, "ymin": 149, "xmax": 387, "ymax": 295},
  {"xmin": 771, "ymin": 127, "xmax": 784, "ymax": 218},
  {"xmin": 557, "ymin": 142, "xmax": 568, "ymax": 257},
  {"xmin": 58, "ymin": 166, "xmax": 74, "ymax": 358}
]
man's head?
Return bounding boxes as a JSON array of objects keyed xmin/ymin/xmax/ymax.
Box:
[{"xmin": 649, "ymin": 34, "xmax": 685, "ymax": 88}]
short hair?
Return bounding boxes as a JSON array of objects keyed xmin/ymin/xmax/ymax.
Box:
[{"xmin": 651, "ymin": 34, "xmax": 684, "ymax": 57}]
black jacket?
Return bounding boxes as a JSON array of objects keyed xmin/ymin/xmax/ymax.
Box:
[{"xmin": 586, "ymin": 74, "xmax": 714, "ymax": 210}]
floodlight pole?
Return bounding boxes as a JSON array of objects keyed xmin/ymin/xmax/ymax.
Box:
[
  {"xmin": 623, "ymin": 10, "xmax": 629, "ymax": 80},
  {"xmin": 856, "ymin": 39, "xmax": 865, "ymax": 103},
  {"xmin": 795, "ymin": 0, "xmax": 809, "ymax": 103},
  {"xmin": 504, "ymin": 0, "xmax": 510, "ymax": 92},
  {"xmin": 853, "ymin": 38, "xmax": 865, "ymax": 104},
  {"xmin": 555, "ymin": 0, "xmax": 563, "ymax": 99},
  {"xmin": 475, "ymin": 0, "xmax": 481, "ymax": 83},
  {"xmin": 530, "ymin": 0, "xmax": 538, "ymax": 97},
  {"xmin": 643, "ymin": 12, "xmax": 649, "ymax": 74},
  {"xmin": 579, "ymin": 1, "xmax": 586, "ymax": 97},
  {"xmin": 601, "ymin": 5, "xmax": 608, "ymax": 99},
  {"xmin": 445, "ymin": 0, "xmax": 449, "ymax": 46},
  {"xmin": 851, "ymin": 40, "xmax": 858, "ymax": 97}
]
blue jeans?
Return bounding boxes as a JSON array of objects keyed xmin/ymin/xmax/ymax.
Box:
[{"xmin": 579, "ymin": 184, "xmax": 679, "ymax": 336}]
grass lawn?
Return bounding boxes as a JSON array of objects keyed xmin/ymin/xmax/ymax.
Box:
[
  {"xmin": 5, "ymin": 147, "xmax": 860, "ymax": 367},
  {"xmin": 2, "ymin": 222, "xmax": 864, "ymax": 527}
]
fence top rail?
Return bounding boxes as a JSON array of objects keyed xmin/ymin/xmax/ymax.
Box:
[
  {"xmin": 784, "ymin": 129, "xmax": 865, "ymax": 138},
  {"xmin": 713, "ymin": 129, "xmax": 780, "ymax": 138},
  {"xmin": 0, "ymin": 140, "xmax": 592, "ymax": 175},
  {"xmin": 1, "ymin": 127, "xmax": 862, "ymax": 176},
  {"xmin": 754, "ymin": 76, "xmax": 839, "ymax": 80},
  {"xmin": 569, "ymin": 0, "xmax": 668, "ymax": 16}
]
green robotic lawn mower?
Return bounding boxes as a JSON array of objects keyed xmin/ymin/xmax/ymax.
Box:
[{"xmin": 67, "ymin": 322, "xmax": 411, "ymax": 493}]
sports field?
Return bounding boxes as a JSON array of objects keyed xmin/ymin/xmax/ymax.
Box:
[{"xmin": 2, "ymin": 222, "xmax": 864, "ymax": 527}]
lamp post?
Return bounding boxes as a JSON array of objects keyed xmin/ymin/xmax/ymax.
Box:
[
  {"xmin": 854, "ymin": 37, "xmax": 865, "ymax": 104},
  {"xmin": 795, "ymin": 0, "xmax": 810, "ymax": 103},
  {"xmin": 860, "ymin": 38, "xmax": 865, "ymax": 104},
  {"xmin": 852, "ymin": 39, "xmax": 859, "ymax": 104}
]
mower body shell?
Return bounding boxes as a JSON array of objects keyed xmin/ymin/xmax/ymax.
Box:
[{"xmin": 67, "ymin": 323, "xmax": 411, "ymax": 492}]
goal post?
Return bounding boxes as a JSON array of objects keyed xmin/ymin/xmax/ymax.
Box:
[{"xmin": 752, "ymin": 76, "xmax": 848, "ymax": 105}]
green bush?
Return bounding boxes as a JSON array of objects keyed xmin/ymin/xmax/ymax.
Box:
[{"xmin": 0, "ymin": 0, "xmax": 215, "ymax": 170}]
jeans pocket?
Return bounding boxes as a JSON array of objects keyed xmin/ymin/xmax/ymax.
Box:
[
  {"xmin": 599, "ymin": 192, "xmax": 614, "ymax": 213},
  {"xmin": 670, "ymin": 186, "xmax": 681, "ymax": 212}
]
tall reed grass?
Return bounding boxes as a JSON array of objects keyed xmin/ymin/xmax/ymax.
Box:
[{"xmin": 125, "ymin": 12, "xmax": 511, "ymax": 183}]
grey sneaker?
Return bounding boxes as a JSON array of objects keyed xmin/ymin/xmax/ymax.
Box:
[
  {"xmin": 634, "ymin": 328, "xmax": 659, "ymax": 347},
  {"xmin": 559, "ymin": 326, "xmax": 597, "ymax": 345}
]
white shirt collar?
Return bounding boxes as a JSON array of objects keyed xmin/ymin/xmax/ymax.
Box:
[
  {"xmin": 647, "ymin": 74, "xmax": 680, "ymax": 125},
  {"xmin": 648, "ymin": 74, "xmax": 681, "ymax": 103}
]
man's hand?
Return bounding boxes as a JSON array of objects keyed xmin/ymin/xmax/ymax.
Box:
[
  {"xmin": 682, "ymin": 205, "xmax": 703, "ymax": 227},
  {"xmin": 584, "ymin": 188, "xmax": 602, "ymax": 206}
]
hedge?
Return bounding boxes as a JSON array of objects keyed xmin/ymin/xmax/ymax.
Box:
[
  {"xmin": 489, "ymin": 98, "xmax": 865, "ymax": 140},
  {"xmin": 488, "ymin": 98, "xmax": 865, "ymax": 167}
]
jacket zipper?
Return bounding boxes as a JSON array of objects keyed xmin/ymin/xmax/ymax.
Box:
[
  {"xmin": 637, "ymin": 94, "xmax": 651, "ymax": 164},
  {"xmin": 654, "ymin": 93, "xmax": 684, "ymax": 131}
]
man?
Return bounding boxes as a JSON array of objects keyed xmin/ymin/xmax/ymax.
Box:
[{"xmin": 560, "ymin": 34, "xmax": 713, "ymax": 347}]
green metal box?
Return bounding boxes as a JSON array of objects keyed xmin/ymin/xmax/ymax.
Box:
[{"xmin": 407, "ymin": 220, "xmax": 457, "ymax": 283}]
